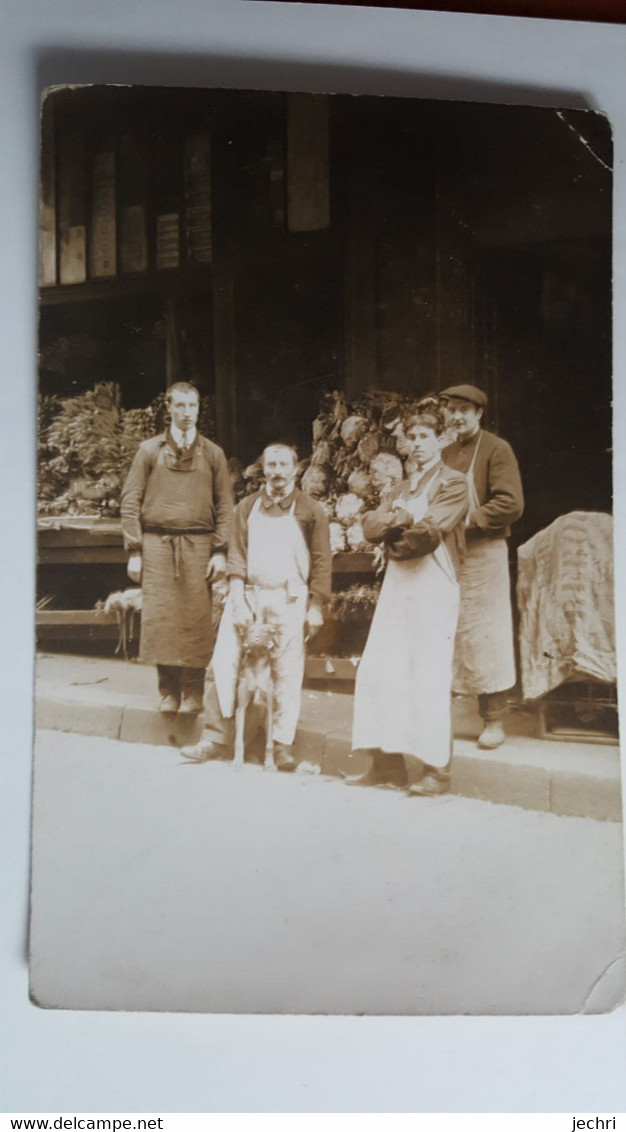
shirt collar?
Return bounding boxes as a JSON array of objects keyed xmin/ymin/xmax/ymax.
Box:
[
  {"xmin": 261, "ymin": 486, "xmax": 297, "ymax": 511},
  {"xmin": 414, "ymin": 453, "xmax": 440, "ymax": 476},
  {"xmin": 409, "ymin": 454, "xmax": 441, "ymax": 491},
  {"xmin": 170, "ymin": 423, "xmax": 197, "ymax": 449}
]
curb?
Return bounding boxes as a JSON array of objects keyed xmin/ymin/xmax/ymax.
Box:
[
  {"xmin": 36, "ymin": 694, "xmax": 622, "ymax": 822},
  {"xmin": 36, "ymin": 696, "xmax": 203, "ymax": 748}
]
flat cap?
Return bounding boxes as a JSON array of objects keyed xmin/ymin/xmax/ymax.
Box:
[{"xmin": 439, "ymin": 384, "xmax": 488, "ymax": 407}]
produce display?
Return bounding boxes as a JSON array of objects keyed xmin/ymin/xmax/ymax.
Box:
[
  {"xmin": 38, "ymin": 384, "xmax": 435, "ymax": 554},
  {"xmin": 329, "ymin": 583, "xmax": 382, "ymax": 621},
  {"xmin": 39, "ymin": 386, "xmax": 448, "ymax": 650},
  {"xmin": 38, "ymin": 383, "xmax": 216, "ymax": 517},
  {"xmin": 293, "ymin": 389, "xmax": 424, "ymax": 553}
]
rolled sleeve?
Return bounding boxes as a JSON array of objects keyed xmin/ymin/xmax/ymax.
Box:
[
  {"xmin": 473, "ymin": 442, "xmax": 524, "ymax": 533},
  {"xmin": 308, "ymin": 505, "xmax": 332, "ymax": 606},
  {"xmin": 390, "ymin": 475, "xmax": 469, "ymax": 559},
  {"xmin": 120, "ymin": 446, "xmax": 152, "ymax": 553},
  {"xmin": 211, "ymin": 449, "xmax": 234, "ymax": 555},
  {"xmin": 225, "ymin": 499, "xmax": 250, "ymax": 581},
  {"xmin": 361, "ymin": 487, "xmax": 406, "ymax": 544}
]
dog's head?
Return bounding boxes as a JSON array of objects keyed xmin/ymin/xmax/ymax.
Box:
[{"xmin": 240, "ymin": 613, "xmax": 281, "ymax": 660}]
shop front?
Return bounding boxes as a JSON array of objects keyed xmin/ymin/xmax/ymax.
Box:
[{"xmin": 36, "ymin": 86, "xmax": 615, "ymax": 735}]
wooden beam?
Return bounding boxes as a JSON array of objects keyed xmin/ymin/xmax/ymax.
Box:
[
  {"xmin": 58, "ymin": 131, "xmax": 87, "ymax": 285},
  {"xmin": 39, "ymin": 267, "xmax": 211, "ymax": 306},
  {"xmin": 89, "ymin": 147, "xmax": 117, "ymax": 279},
  {"xmin": 212, "ymin": 255, "xmax": 237, "ymax": 455},
  {"xmin": 435, "ymin": 172, "xmax": 475, "ymax": 390},
  {"xmin": 39, "ymin": 95, "xmax": 56, "ymax": 287},
  {"xmin": 287, "ymin": 94, "xmax": 330, "ymax": 233},
  {"xmin": 344, "ymin": 145, "xmax": 377, "ymax": 397},
  {"xmin": 211, "ymin": 124, "xmax": 237, "ymax": 456}
]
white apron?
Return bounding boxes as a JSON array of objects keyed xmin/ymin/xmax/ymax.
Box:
[
  {"xmin": 212, "ymin": 497, "xmax": 310, "ymax": 745},
  {"xmin": 352, "ymin": 470, "xmax": 459, "ymax": 768},
  {"xmin": 453, "ymin": 435, "xmax": 517, "ymax": 696}
]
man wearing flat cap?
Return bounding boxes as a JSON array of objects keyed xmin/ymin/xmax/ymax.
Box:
[{"xmin": 440, "ymin": 384, "xmax": 524, "ymax": 749}]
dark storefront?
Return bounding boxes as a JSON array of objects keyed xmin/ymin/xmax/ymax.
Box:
[{"xmin": 37, "ymin": 84, "xmax": 613, "ymax": 663}]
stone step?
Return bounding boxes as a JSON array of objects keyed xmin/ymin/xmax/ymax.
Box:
[{"xmin": 36, "ymin": 685, "xmax": 622, "ymax": 822}]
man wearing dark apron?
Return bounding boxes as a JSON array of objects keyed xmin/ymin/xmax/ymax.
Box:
[
  {"xmin": 181, "ymin": 443, "xmax": 332, "ymax": 769},
  {"xmin": 441, "ymin": 384, "xmax": 524, "ymax": 750},
  {"xmin": 121, "ymin": 383, "xmax": 233, "ymax": 714}
]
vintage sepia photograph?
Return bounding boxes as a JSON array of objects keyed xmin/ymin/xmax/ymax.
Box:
[{"xmin": 30, "ymin": 83, "xmax": 624, "ymax": 1015}]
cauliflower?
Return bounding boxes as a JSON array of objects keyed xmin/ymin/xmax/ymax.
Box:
[
  {"xmin": 329, "ymin": 521, "xmax": 347, "ymax": 554},
  {"xmin": 301, "ymin": 464, "xmax": 329, "ymax": 498},
  {"xmin": 335, "ymin": 492, "xmax": 364, "ymax": 523},
  {"xmin": 340, "ymin": 415, "xmax": 368, "ymax": 449},
  {"xmin": 370, "ymin": 452, "xmax": 404, "ymax": 493},
  {"xmin": 345, "ymin": 519, "xmax": 371, "ymax": 553},
  {"xmin": 347, "ymin": 468, "xmax": 373, "ymax": 499},
  {"xmin": 394, "ymin": 427, "xmax": 413, "ymax": 458},
  {"xmin": 357, "ymin": 431, "xmax": 379, "ymax": 465},
  {"xmin": 311, "ymin": 440, "xmax": 332, "ymax": 467}
]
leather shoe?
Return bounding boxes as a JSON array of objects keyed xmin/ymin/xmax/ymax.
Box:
[
  {"xmin": 159, "ymin": 694, "xmax": 180, "ymax": 713},
  {"xmin": 478, "ymin": 720, "xmax": 505, "ymax": 749},
  {"xmin": 345, "ymin": 754, "xmax": 407, "ymax": 789},
  {"xmin": 178, "ymin": 692, "xmax": 204, "ymax": 715},
  {"xmin": 179, "ymin": 739, "xmax": 226, "ymax": 763},
  {"xmin": 344, "ymin": 766, "xmax": 389, "ymax": 788},
  {"xmin": 274, "ymin": 744, "xmax": 297, "ymax": 772},
  {"xmin": 407, "ymin": 773, "xmax": 450, "ymax": 797}
]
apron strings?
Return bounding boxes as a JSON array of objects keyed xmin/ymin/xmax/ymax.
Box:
[{"xmin": 162, "ymin": 533, "xmax": 194, "ymax": 580}]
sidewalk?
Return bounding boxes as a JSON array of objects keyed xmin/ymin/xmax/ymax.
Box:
[{"xmin": 35, "ymin": 651, "xmax": 623, "ymax": 822}]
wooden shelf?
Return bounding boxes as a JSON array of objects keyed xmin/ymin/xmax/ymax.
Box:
[
  {"xmin": 37, "ymin": 521, "xmax": 377, "ymax": 574},
  {"xmin": 329, "ymin": 551, "xmax": 376, "ymax": 574},
  {"xmin": 39, "ymin": 267, "xmax": 211, "ymax": 306},
  {"xmin": 36, "ymin": 609, "xmax": 121, "ymax": 640},
  {"xmin": 37, "ymin": 521, "xmax": 376, "ymax": 657},
  {"xmin": 38, "ymin": 521, "xmax": 126, "ymax": 565}
]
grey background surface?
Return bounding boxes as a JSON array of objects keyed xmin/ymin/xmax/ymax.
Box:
[{"xmin": 2, "ymin": 0, "xmax": 626, "ymax": 1113}]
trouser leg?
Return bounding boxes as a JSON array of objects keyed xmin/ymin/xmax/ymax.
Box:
[
  {"xmin": 157, "ymin": 665, "xmax": 182, "ymax": 697},
  {"xmin": 201, "ymin": 664, "xmax": 234, "ymax": 752},
  {"xmin": 271, "ymin": 606, "xmax": 306, "ymax": 747},
  {"xmin": 478, "ymin": 690, "xmax": 509, "ymax": 722},
  {"xmin": 181, "ymin": 667, "xmax": 206, "ymax": 698}
]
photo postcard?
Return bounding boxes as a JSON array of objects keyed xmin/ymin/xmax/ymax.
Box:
[{"xmin": 30, "ymin": 82, "xmax": 625, "ymax": 1014}]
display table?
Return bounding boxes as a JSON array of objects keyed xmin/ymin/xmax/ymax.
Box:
[
  {"xmin": 38, "ymin": 517, "xmax": 128, "ymax": 565},
  {"xmin": 38, "ymin": 518, "xmax": 376, "ymax": 571},
  {"xmin": 36, "ymin": 519, "xmax": 377, "ymax": 673}
]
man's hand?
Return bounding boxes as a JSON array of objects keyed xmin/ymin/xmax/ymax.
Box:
[
  {"xmin": 229, "ymin": 577, "xmax": 252, "ymax": 632},
  {"xmin": 305, "ymin": 603, "xmax": 324, "ymax": 638},
  {"xmin": 390, "ymin": 506, "xmax": 414, "ymax": 529},
  {"xmin": 206, "ymin": 553, "xmax": 227, "ymax": 582},
  {"xmin": 232, "ymin": 599, "xmax": 253, "ymax": 633},
  {"xmin": 127, "ymin": 553, "xmax": 142, "ymax": 583}
]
